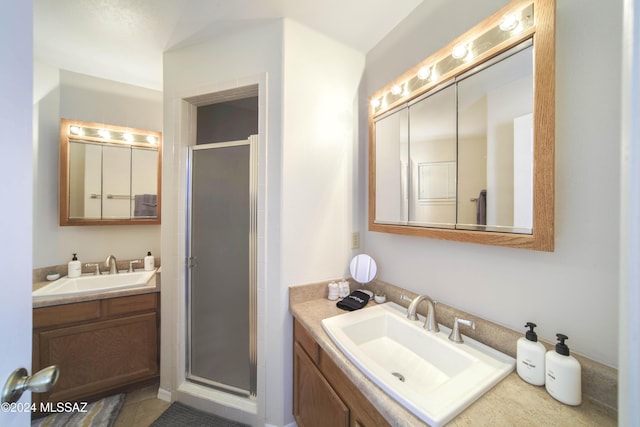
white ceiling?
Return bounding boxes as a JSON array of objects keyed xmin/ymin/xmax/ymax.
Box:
[{"xmin": 34, "ymin": 0, "xmax": 423, "ymax": 90}]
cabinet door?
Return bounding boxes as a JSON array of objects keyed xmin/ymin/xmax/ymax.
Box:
[
  {"xmin": 36, "ymin": 312, "xmax": 158, "ymax": 403},
  {"xmin": 293, "ymin": 343, "xmax": 349, "ymax": 427},
  {"xmin": 319, "ymin": 347, "xmax": 391, "ymax": 427}
]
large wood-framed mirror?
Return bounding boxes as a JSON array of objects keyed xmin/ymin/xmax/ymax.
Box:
[
  {"xmin": 59, "ymin": 118, "xmax": 162, "ymax": 226},
  {"xmin": 369, "ymin": 0, "xmax": 554, "ymax": 251}
]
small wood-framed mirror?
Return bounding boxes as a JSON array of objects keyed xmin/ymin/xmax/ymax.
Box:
[
  {"xmin": 368, "ymin": 0, "xmax": 554, "ymax": 251},
  {"xmin": 59, "ymin": 118, "xmax": 162, "ymax": 226}
]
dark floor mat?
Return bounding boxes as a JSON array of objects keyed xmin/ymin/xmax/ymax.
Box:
[{"xmin": 150, "ymin": 401, "xmax": 249, "ymax": 427}]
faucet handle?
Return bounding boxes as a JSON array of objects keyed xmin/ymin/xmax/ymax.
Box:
[
  {"xmin": 128, "ymin": 260, "xmax": 142, "ymax": 273},
  {"xmin": 85, "ymin": 263, "xmax": 100, "ymax": 276},
  {"xmin": 448, "ymin": 317, "xmax": 476, "ymax": 343}
]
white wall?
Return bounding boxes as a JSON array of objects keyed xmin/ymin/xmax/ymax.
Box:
[
  {"xmin": 282, "ymin": 19, "xmax": 364, "ymax": 423},
  {"xmin": 362, "ymin": 0, "xmax": 621, "ymax": 367},
  {"xmin": 33, "ymin": 66, "xmax": 162, "ymax": 268},
  {"xmin": 282, "ymin": 19, "xmax": 365, "ymax": 283}
]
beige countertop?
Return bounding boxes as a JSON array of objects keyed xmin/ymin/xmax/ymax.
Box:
[
  {"xmin": 289, "ymin": 296, "xmax": 617, "ymax": 427},
  {"xmin": 32, "ymin": 270, "xmax": 160, "ymax": 308}
]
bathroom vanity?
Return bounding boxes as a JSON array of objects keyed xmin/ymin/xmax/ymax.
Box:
[
  {"xmin": 32, "ymin": 276, "xmax": 160, "ymax": 412},
  {"xmin": 290, "ymin": 282, "xmax": 617, "ymax": 426}
]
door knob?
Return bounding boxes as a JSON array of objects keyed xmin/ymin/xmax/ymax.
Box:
[{"xmin": 1, "ymin": 365, "xmax": 60, "ymax": 404}]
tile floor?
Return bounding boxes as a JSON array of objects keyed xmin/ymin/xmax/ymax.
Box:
[{"xmin": 113, "ymin": 384, "xmax": 171, "ymax": 427}]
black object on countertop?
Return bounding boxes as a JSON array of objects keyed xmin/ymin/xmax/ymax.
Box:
[{"xmin": 337, "ymin": 290, "xmax": 370, "ymax": 311}]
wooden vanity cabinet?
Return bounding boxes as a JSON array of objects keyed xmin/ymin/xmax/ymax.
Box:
[
  {"xmin": 293, "ymin": 319, "xmax": 390, "ymax": 427},
  {"xmin": 32, "ymin": 293, "xmax": 159, "ymax": 409}
]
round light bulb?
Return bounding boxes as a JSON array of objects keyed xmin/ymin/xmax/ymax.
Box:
[
  {"xmin": 417, "ymin": 66, "xmax": 431, "ymax": 80},
  {"xmin": 391, "ymin": 84, "xmax": 403, "ymax": 95},
  {"xmin": 98, "ymin": 129, "xmax": 110, "ymax": 139},
  {"xmin": 70, "ymin": 126, "xmax": 83, "ymax": 136},
  {"xmin": 452, "ymin": 44, "xmax": 468, "ymax": 59},
  {"xmin": 123, "ymin": 133, "xmax": 134, "ymax": 142},
  {"xmin": 146, "ymin": 135, "xmax": 156, "ymax": 145},
  {"xmin": 499, "ymin": 14, "xmax": 519, "ymax": 31},
  {"xmin": 371, "ymin": 98, "xmax": 381, "ymax": 108}
]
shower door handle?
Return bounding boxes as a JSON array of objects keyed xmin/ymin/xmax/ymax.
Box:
[{"xmin": 187, "ymin": 256, "xmax": 198, "ymax": 269}]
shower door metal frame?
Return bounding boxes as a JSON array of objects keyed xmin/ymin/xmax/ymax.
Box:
[{"xmin": 185, "ymin": 136, "xmax": 258, "ymax": 398}]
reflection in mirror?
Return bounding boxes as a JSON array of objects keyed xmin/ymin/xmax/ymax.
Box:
[
  {"xmin": 69, "ymin": 142, "xmax": 101, "ymax": 219},
  {"xmin": 369, "ymin": 0, "xmax": 554, "ymax": 251},
  {"xmin": 349, "ymin": 254, "xmax": 378, "ymax": 285},
  {"xmin": 132, "ymin": 148, "xmax": 159, "ymax": 217},
  {"xmin": 60, "ymin": 119, "xmax": 162, "ymax": 225},
  {"xmin": 408, "ymin": 83, "xmax": 457, "ymax": 227},
  {"xmin": 374, "ymin": 109, "xmax": 407, "ymax": 225},
  {"xmin": 457, "ymin": 42, "xmax": 533, "ymax": 233}
]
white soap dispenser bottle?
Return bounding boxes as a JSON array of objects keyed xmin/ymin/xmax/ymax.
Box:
[
  {"xmin": 144, "ymin": 251, "xmax": 155, "ymax": 271},
  {"xmin": 68, "ymin": 253, "xmax": 82, "ymax": 278},
  {"xmin": 517, "ymin": 322, "xmax": 546, "ymax": 386},
  {"xmin": 545, "ymin": 333, "xmax": 582, "ymax": 405}
]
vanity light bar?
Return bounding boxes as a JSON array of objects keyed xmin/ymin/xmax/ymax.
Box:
[
  {"xmin": 68, "ymin": 124, "xmax": 159, "ymax": 146},
  {"xmin": 370, "ymin": 2, "xmax": 534, "ymax": 113}
]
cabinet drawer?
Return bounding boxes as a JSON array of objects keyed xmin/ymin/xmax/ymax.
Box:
[
  {"xmin": 103, "ymin": 293, "xmax": 157, "ymax": 317},
  {"xmin": 34, "ymin": 301, "xmax": 101, "ymax": 329},
  {"xmin": 294, "ymin": 319, "xmax": 319, "ymax": 365}
]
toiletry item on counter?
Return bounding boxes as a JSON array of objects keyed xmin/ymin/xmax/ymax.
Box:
[
  {"xmin": 517, "ymin": 322, "xmax": 546, "ymax": 386},
  {"xmin": 144, "ymin": 251, "xmax": 155, "ymax": 271},
  {"xmin": 338, "ymin": 280, "xmax": 350, "ymax": 298},
  {"xmin": 545, "ymin": 333, "xmax": 582, "ymax": 405},
  {"xmin": 327, "ymin": 282, "xmax": 339, "ymax": 301},
  {"xmin": 46, "ymin": 272, "xmax": 60, "ymax": 281},
  {"xmin": 68, "ymin": 253, "xmax": 82, "ymax": 278},
  {"xmin": 374, "ymin": 293, "xmax": 386, "ymax": 304},
  {"xmin": 336, "ymin": 290, "xmax": 371, "ymax": 311}
]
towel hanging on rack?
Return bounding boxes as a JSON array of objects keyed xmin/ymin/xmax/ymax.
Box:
[
  {"xmin": 476, "ymin": 189, "xmax": 487, "ymax": 225},
  {"xmin": 134, "ymin": 194, "xmax": 157, "ymax": 217}
]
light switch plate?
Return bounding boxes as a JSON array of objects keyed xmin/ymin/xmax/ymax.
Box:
[{"xmin": 351, "ymin": 232, "xmax": 360, "ymax": 249}]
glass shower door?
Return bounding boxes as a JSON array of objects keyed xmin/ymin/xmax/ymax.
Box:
[{"xmin": 187, "ymin": 136, "xmax": 257, "ymax": 397}]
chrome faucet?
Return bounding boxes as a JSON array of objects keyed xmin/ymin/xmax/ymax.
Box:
[
  {"xmin": 402, "ymin": 294, "xmax": 440, "ymax": 333},
  {"xmin": 105, "ymin": 255, "xmax": 118, "ymax": 274},
  {"xmin": 448, "ymin": 317, "xmax": 476, "ymax": 343}
]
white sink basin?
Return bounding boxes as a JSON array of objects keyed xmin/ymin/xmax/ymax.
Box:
[
  {"xmin": 33, "ymin": 269, "xmax": 156, "ymax": 298},
  {"xmin": 321, "ymin": 302, "xmax": 515, "ymax": 426}
]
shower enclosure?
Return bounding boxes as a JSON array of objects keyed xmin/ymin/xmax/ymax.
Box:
[{"xmin": 186, "ymin": 136, "xmax": 257, "ymax": 397}]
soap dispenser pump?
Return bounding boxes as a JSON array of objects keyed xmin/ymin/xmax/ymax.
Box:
[
  {"xmin": 517, "ymin": 322, "xmax": 546, "ymax": 386},
  {"xmin": 68, "ymin": 253, "xmax": 82, "ymax": 278},
  {"xmin": 545, "ymin": 333, "xmax": 582, "ymax": 405}
]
